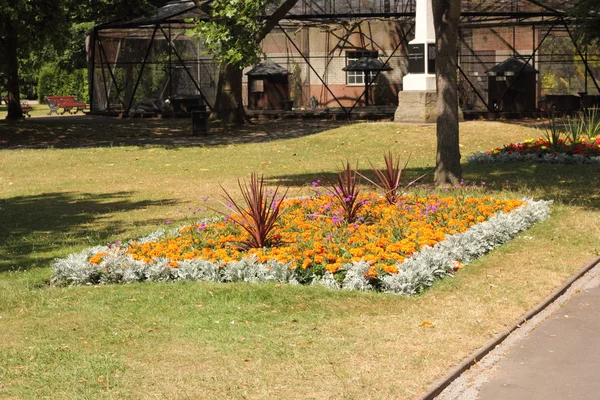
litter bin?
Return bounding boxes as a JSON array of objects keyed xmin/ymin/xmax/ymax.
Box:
[{"xmin": 191, "ymin": 104, "xmax": 208, "ymax": 136}]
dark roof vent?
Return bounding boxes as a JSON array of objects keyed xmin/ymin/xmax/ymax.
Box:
[
  {"xmin": 486, "ymin": 58, "xmax": 538, "ymax": 77},
  {"xmin": 246, "ymin": 60, "xmax": 289, "ymax": 77}
]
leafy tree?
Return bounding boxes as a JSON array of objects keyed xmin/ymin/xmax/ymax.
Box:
[
  {"xmin": 0, "ymin": 0, "xmax": 168, "ymax": 120},
  {"xmin": 432, "ymin": 0, "xmax": 462, "ymax": 186},
  {"xmin": 189, "ymin": 0, "xmax": 299, "ymax": 124},
  {"xmin": 0, "ymin": 1, "xmax": 67, "ymax": 119},
  {"xmin": 570, "ymin": 0, "xmax": 600, "ymax": 45}
]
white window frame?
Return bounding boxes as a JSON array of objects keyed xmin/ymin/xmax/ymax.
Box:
[{"xmin": 346, "ymin": 50, "xmax": 379, "ymax": 86}]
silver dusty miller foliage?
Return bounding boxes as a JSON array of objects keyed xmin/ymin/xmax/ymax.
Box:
[{"xmin": 52, "ymin": 200, "xmax": 551, "ymax": 295}]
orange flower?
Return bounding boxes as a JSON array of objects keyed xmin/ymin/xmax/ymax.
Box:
[
  {"xmin": 89, "ymin": 253, "xmax": 105, "ymax": 265},
  {"xmin": 105, "ymin": 192, "xmax": 523, "ymax": 280}
]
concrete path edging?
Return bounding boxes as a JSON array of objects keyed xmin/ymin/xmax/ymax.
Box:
[{"xmin": 418, "ymin": 255, "xmax": 600, "ymax": 400}]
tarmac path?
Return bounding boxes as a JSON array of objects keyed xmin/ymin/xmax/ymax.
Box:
[{"xmin": 436, "ymin": 262, "xmax": 600, "ymax": 400}]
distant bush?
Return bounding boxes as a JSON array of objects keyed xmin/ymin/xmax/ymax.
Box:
[{"xmin": 38, "ymin": 63, "xmax": 88, "ymax": 103}]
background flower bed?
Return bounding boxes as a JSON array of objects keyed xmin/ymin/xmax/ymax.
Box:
[
  {"xmin": 468, "ymin": 137, "xmax": 600, "ymax": 164},
  {"xmin": 469, "ymin": 112, "xmax": 600, "ymax": 164},
  {"xmin": 52, "ymin": 193, "xmax": 551, "ymax": 295}
]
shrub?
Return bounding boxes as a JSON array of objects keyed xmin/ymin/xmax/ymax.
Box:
[{"xmin": 38, "ymin": 63, "xmax": 88, "ymax": 103}]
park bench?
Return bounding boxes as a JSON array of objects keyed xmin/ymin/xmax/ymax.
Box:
[
  {"xmin": 45, "ymin": 95, "xmax": 87, "ymax": 115},
  {"xmin": 2, "ymin": 96, "xmax": 32, "ymax": 117},
  {"xmin": 20, "ymin": 101, "xmax": 32, "ymax": 117}
]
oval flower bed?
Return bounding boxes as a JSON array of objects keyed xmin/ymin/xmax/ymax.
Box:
[
  {"xmin": 52, "ymin": 192, "xmax": 551, "ymax": 295},
  {"xmin": 468, "ymin": 137, "xmax": 600, "ymax": 164}
]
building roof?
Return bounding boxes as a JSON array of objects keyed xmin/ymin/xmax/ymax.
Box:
[
  {"xmin": 98, "ymin": 0, "xmax": 587, "ymax": 30},
  {"xmin": 98, "ymin": 0, "xmax": 209, "ymax": 29},
  {"xmin": 246, "ymin": 60, "xmax": 289, "ymax": 77},
  {"xmin": 486, "ymin": 58, "xmax": 538, "ymax": 76}
]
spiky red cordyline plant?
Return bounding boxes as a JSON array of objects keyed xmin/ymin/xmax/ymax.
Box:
[
  {"xmin": 361, "ymin": 152, "xmax": 428, "ymax": 204},
  {"xmin": 365, "ymin": 152, "xmax": 409, "ymax": 204},
  {"xmin": 322, "ymin": 161, "xmax": 363, "ymax": 223},
  {"xmin": 220, "ymin": 173, "xmax": 288, "ymax": 249}
]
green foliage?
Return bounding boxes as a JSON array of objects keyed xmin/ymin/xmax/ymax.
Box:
[
  {"xmin": 563, "ymin": 108, "xmax": 600, "ymax": 143},
  {"xmin": 38, "ymin": 63, "xmax": 89, "ymax": 103},
  {"xmin": 187, "ymin": 0, "xmax": 281, "ymax": 69},
  {"xmin": 569, "ymin": 0, "xmax": 600, "ymax": 45},
  {"xmin": 583, "ymin": 108, "xmax": 600, "ymax": 138},
  {"xmin": 564, "ymin": 113, "xmax": 586, "ymax": 143},
  {"xmin": 541, "ymin": 72, "xmax": 558, "ymax": 95},
  {"xmin": 540, "ymin": 113, "xmax": 563, "ymax": 150}
]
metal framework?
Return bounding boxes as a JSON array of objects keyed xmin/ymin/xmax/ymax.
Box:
[{"xmin": 88, "ymin": 0, "xmax": 600, "ymax": 116}]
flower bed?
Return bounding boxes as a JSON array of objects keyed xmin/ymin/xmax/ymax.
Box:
[
  {"xmin": 468, "ymin": 137, "xmax": 600, "ymax": 164},
  {"xmin": 52, "ymin": 193, "xmax": 551, "ymax": 295}
]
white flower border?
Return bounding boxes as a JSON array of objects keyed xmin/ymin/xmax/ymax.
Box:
[
  {"xmin": 467, "ymin": 151, "xmax": 600, "ymax": 164},
  {"xmin": 52, "ymin": 199, "xmax": 551, "ymax": 296}
]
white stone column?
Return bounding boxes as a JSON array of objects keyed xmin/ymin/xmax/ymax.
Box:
[
  {"xmin": 395, "ymin": 0, "xmax": 463, "ymax": 123},
  {"xmin": 402, "ymin": 0, "xmax": 436, "ymax": 91}
]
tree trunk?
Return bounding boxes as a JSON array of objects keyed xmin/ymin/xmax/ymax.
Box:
[
  {"xmin": 215, "ymin": 63, "xmax": 247, "ymax": 124},
  {"xmin": 5, "ymin": 20, "xmax": 23, "ymax": 120},
  {"xmin": 211, "ymin": 0, "xmax": 300, "ymax": 125},
  {"xmin": 432, "ymin": 0, "xmax": 462, "ymax": 186}
]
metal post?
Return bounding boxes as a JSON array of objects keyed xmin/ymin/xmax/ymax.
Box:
[
  {"xmin": 495, "ymin": 22, "xmax": 557, "ymax": 110},
  {"xmin": 347, "ymin": 23, "xmax": 413, "ymax": 115},
  {"xmin": 126, "ymin": 24, "xmax": 159, "ymax": 115},
  {"xmin": 562, "ymin": 19, "xmax": 600, "ymax": 93},
  {"xmin": 364, "ymin": 72, "xmax": 369, "ymax": 106},
  {"xmin": 168, "ymin": 23, "xmax": 172, "ymax": 99},
  {"xmin": 158, "ymin": 27, "xmax": 213, "ymax": 111},
  {"xmin": 89, "ymin": 28, "xmax": 97, "ymax": 112},
  {"xmin": 278, "ymin": 22, "xmax": 349, "ymax": 116},
  {"xmin": 585, "ymin": 44, "xmax": 588, "ymax": 94}
]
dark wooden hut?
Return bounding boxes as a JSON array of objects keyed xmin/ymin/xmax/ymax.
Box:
[
  {"xmin": 487, "ymin": 58, "xmax": 538, "ymax": 112},
  {"xmin": 246, "ymin": 60, "xmax": 290, "ymax": 110}
]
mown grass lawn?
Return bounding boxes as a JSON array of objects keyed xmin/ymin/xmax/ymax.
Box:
[{"xmin": 0, "ymin": 117, "xmax": 599, "ymax": 399}]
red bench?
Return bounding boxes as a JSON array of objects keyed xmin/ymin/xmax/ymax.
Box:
[
  {"xmin": 20, "ymin": 101, "xmax": 32, "ymax": 117},
  {"xmin": 45, "ymin": 96, "xmax": 87, "ymax": 115}
]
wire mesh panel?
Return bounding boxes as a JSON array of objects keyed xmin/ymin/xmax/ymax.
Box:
[
  {"xmin": 92, "ymin": 25, "xmax": 218, "ymax": 115},
  {"xmin": 538, "ymin": 31, "xmax": 600, "ymax": 96},
  {"xmin": 257, "ymin": 22, "xmax": 410, "ymax": 108},
  {"xmin": 90, "ymin": 0, "xmax": 600, "ymax": 115}
]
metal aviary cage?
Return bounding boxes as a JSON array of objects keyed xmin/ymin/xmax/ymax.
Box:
[
  {"xmin": 88, "ymin": 1, "xmax": 217, "ymax": 116},
  {"xmin": 88, "ymin": 0, "xmax": 600, "ymax": 117}
]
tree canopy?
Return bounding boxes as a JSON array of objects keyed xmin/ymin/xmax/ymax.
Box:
[
  {"xmin": 188, "ymin": 0, "xmax": 299, "ymax": 123},
  {"xmin": 0, "ymin": 0, "xmax": 169, "ymax": 120},
  {"xmin": 570, "ymin": 0, "xmax": 600, "ymax": 45}
]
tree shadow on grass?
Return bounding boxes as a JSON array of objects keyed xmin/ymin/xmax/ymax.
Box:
[
  {"xmin": 0, "ymin": 116, "xmax": 351, "ymax": 150},
  {"xmin": 265, "ymin": 167, "xmax": 435, "ymax": 192},
  {"xmin": 462, "ymin": 163, "xmax": 600, "ymax": 210},
  {"xmin": 0, "ymin": 191, "xmax": 176, "ymax": 273},
  {"xmin": 266, "ymin": 163, "xmax": 600, "ymax": 211}
]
